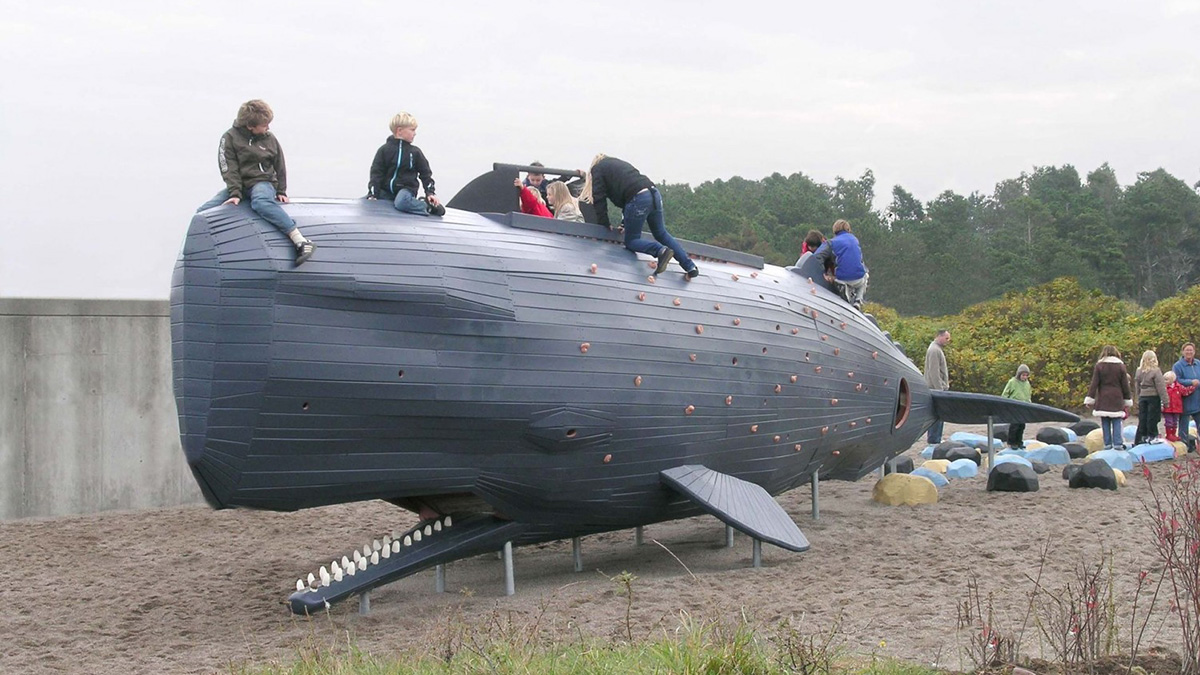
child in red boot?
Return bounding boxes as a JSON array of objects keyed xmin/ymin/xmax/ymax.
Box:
[{"xmin": 1163, "ymin": 371, "xmax": 1196, "ymax": 442}]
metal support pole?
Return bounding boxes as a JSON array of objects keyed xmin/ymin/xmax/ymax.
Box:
[
  {"xmin": 635, "ymin": 526, "xmax": 644, "ymax": 546},
  {"xmin": 877, "ymin": 464, "xmax": 885, "ymax": 479},
  {"xmin": 725, "ymin": 525, "xmax": 734, "ymax": 548},
  {"xmin": 752, "ymin": 539, "xmax": 762, "ymax": 568},
  {"xmin": 811, "ymin": 469, "xmax": 820, "ymax": 520},
  {"xmin": 986, "ymin": 415, "xmax": 996, "ymax": 477},
  {"xmin": 502, "ymin": 541, "xmax": 515, "ymax": 596},
  {"xmin": 572, "ymin": 537, "xmax": 582, "ymax": 572},
  {"xmin": 358, "ymin": 591, "xmax": 370, "ymax": 615},
  {"xmin": 435, "ymin": 564, "xmax": 445, "ymax": 593}
]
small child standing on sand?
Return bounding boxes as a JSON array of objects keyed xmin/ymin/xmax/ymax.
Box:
[
  {"xmin": 1000, "ymin": 364, "xmax": 1032, "ymax": 449},
  {"xmin": 1163, "ymin": 370, "xmax": 1196, "ymax": 442}
]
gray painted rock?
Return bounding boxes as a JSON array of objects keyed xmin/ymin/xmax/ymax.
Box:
[
  {"xmin": 991, "ymin": 423, "xmax": 1010, "ymax": 443},
  {"xmin": 1063, "ymin": 442, "xmax": 1089, "ymax": 459},
  {"xmin": 1062, "ymin": 464, "xmax": 1082, "ymax": 481},
  {"xmin": 987, "ymin": 462, "xmax": 1039, "ymax": 492},
  {"xmin": 1069, "ymin": 459, "xmax": 1117, "ymax": 490},
  {"xmin": 1069, "ymin": 420, "xmax": 1100, "ymax": 436},
  {"xmin": 932, "ymin": 441, "xmax": 972, "ymax": 459},
  {"xmin": 1036, "ymin": 427, "xmax": 1071, "ymax": 445},
  {"xmin": 1030, "ymin": 460, "xmax": 1050, "ymax": 474},
  {"xmin": 885, "ymin": 456, "xmax": 915, "ymax": 474}
]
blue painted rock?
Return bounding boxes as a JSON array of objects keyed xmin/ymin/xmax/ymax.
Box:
[
  {"xmin": 997, "ymin": 448, "xmax": 1028, "ymax": 458},
  {"xmin": 993, "ymin": 454, "xmax": 1033, "ymax": 469},
  {"xmin": 1069, "ymin": 458, "xmax": 1117, "ymax": 490},
  {"xmin": 1026, "ymin": 445, "xmax": 1070, "ymax": 466},
  {"xmin": 911, "ymin": 466, "xmax": 949, "ymax": 487},
  {"xmin": 1062, "ymin": 428, "xmax": 1078, "ymax": 442},
  {"xmin": 951, "ymin": 432, "xmax": 1002, "ymax": 450},
  {"xmin": 1130, "ymin": 442, "xmax": 1175, "ymax": 463},
  {"xmin": 1063, "ymin": 442, "xmax": 1089, "ymax": 459},
  {"xmin": 1069, "ymin": 420, "xmax": 1100, "ymax": 436},
  {"xmin": 1123, "ymin": 425, "xmax": 1137, "ymax": 443},
  {"xmin": 932, "ymin": 441, "xmax": 972, "ymax": 460},
  {"xmin": 1036, "ymin": 427, "xmax": 1071, "ymax": 445},
  {"xmin": 946, "ymin": 458, "xmax": 979, "ymax": 479},
  {"xmin": 920, "ymin": 445, "xmax": 935, "ymax": 459},
  {"xmin": 988, "ymin": 462, "xmax": 1039, "ymax": 492},
  {"xmin": 885, "ymin": 456, "xmax": 915, "ymax": 474},
  {"xmin": 1090, "ymin": 449, "xmax": 1134, "ymax": 473}
]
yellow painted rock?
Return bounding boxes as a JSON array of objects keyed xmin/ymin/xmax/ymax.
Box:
[
  {"xmin": 1113, "ymin": 469, "xmax": 1126, "ymax": 487},
  {"xmin": 1173, "ymin": 441, "xmax": 1188, "ymax": 458},
  {"xmin": 1024, "ymin": 441, "xmax": 1047, "ymax": 451},
  {"xmin": 1085, "ymin": 428, "xmax": 1105, "ymax": 454},
  {"xmin": 921, "ymin": 459, "xmax": 951, "ymax": 474},
  {"xmin": 872, "ymin": 474, "xmax": 939, "ymax": 506}
]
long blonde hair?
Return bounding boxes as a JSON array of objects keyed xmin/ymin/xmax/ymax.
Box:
[
  {"xmin": 546, "ymin": 181, "xmax": 576, "ymax": 211},
  {"xmin": 578, "ymin": 153, "xmax": 607, "ymax": 204},
  {"xmin": 1140, "ymin": 350, "xmax": 1159, "ymax": 370}
]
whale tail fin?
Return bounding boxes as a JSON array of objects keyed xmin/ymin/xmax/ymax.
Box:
[{"xmin": 930, "ymin": 390, "xmax": 1079, "ymax": 424}]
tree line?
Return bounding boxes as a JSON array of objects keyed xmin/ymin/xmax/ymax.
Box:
[{"xmin": 657, "ymin": 164, "xmax": 1200, "ymax": 316}]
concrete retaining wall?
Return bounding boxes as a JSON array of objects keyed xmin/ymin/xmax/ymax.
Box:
[{"xmin": 1, "ymin": 298, "xmax": 202, "ymax": 520}]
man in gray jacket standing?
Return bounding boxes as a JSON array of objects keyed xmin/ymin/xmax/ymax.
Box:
[{"xmin": 924, "ymin": 330, "xmax": 951, "ymax": 443}]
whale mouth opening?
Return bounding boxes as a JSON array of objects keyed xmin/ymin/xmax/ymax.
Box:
[{"xmin": 893, "ymin": 378, "xmax": 911, "ymax": 429}]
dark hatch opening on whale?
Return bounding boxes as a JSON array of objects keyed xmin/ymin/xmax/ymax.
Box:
[
  {"xmin": 447, "ymin": 162, "xmax": 765, "ymax": 270},
  {"xmin": 894, "ymin": 378, "xmax": 911, "ymax": 430}
]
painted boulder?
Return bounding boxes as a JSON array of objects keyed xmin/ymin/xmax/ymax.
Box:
[
  {"xmin": 1063, "ymin": 442, "xmax": 1089, "ymax": 459},
  {"xmin": 1026, "ymin": 445, "xmax": 1071, "ymax": 466},
  {"xmin": 911, "ymin": 466, "xmax": 949, "ymax": 487},
  {"xmin": 1068, "ymin": 458, "xmax": 1117, "ymax": 490},
  {"xmin": 1084, "ymin": 429, "xmax": 1105, "ymax": 454},
  {"xmin": 1090, "ymin": 449, "xmax": 1134, "ymax": 473},
  {"xmin": 1130, "ymin": 442, "xmax": 1175, "ymax": 463},
  {"xmin": 873, "ymin": 474, "xmax": 939, "ymax": 506},
  {"xmin": 1036, "ymin": 427, "xmax": 1071, "ymax": 445},
  {"xmin": 951, "ymin": 431, "xmax": 1002, "ymax": 451},
  {"xmin": 988, "ymin": 462, "xmax": 1039, "ymax": 492},
  {"xmin": 946, "ymin": 458, "xmax": 979, "ymax": 479},
  {"xmin": 993, "ymin": 454, "xmax": 1034, "ymax": 469}
]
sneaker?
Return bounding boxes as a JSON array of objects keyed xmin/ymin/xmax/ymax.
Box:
[
  {"xmin": 427, "ymin": 201, "xmax": 446, "ymax": 217},
  {"xmin": 686, "ymin": 267, "xmax": 700, "ymax": 279},
  {"xmin": 654, "ymin": 247, "xmax": 673, "ymax": 275},
  {"xmin": 295, "ymin": 240, "xmax": 315, "ymax": 266}
]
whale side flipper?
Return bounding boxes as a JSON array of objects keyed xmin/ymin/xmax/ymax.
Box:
[
  {"xmin": 660, "ymin": 465, "xmax": 809, "ymax": 552},
  {"xmin": 930, "ymin": 390, "xmax": 1079, "ymax": 424}
]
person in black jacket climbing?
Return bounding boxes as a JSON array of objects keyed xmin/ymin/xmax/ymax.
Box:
[{"xmin": 580, "ymin": 154, "xmax": 698, "ymax": 278}]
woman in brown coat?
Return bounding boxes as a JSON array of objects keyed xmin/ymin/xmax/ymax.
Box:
[{"xmin": 1084, "ymin": 345, "xmax": 1133, "ymax": 450}]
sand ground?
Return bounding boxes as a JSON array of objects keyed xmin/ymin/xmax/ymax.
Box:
[{"xmin": 0, "ymin": 421, "xmax": 1187, "ymax": 674}]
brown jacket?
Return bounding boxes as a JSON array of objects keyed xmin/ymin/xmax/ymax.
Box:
[
  {"xmin": 1085, "ymin": 356, "xmax": 1132, "ymax": 416},
  {"xmin": 217, "ymin": 125, "xmax": 288, "ymax": 200}
]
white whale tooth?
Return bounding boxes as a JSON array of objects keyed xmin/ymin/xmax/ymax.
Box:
[
  {"xmin": 319, "ymin": 567, "xmax": 331, "ymax": 587},
  {"xmin": 434, "ymin": 520, "xmax": 442, "ymax": 532},
  {"xmin": 383, "ymin": 535, "xmax": 392, "ymax": 546},
  {"xmin": 404, "ymin": 535, "xmax": 412, "ymax": 546},
  {"xmin": 414, "ymin": 530, "xmax": 422, "ymax": 542},
  {"xmin": 346, "ymin": 562, "xmax": 356, "ymax": 576},
  {"xmin": 444, "ymin": 516, "xmax": 452, "ymax": 527},
  {"xmin": 357, "ymin": 557, "xmax": 367, "ymax": 571},
  {"xmin": 362, "ymin": 545, "xmax": 371, "ymax": 557},
  {"xmin": 331, "ymin": 561, "xmax": 342, "ymax": 575},
  {"xmin": 353, "ymin": 550, "xmax": 362, "ymax": 562},
  {"xmin": 296, "ymin": 579, "xmax": 306, "ymax": 592},
  {"xmin": 381, "ymin": 545, "xmax": 391, "ymax": 559},
  {"xmin": 391, "ymin": 540, "xmax": 400, "ymax": 553},
  {"xmin": 333, "ymin": 567, "xmax": 343, "ymax": 582},
  {"xmin": 307, "ymin": 573, "xmax": 316, "ymax": 586},
  {"xmin": 342, "ymin": 555, "xmax": 352, "ymax": 569},
  {"xmin": 370, "ymin": 551, "xmax": 379, "ymax": 565},
  {"xmin": 424, "ymin": 525, "xmax": 432, "ymax": 536},
  {"xmin": 373, "ymin": 539, "xmax": 381, "ymax": 552}
]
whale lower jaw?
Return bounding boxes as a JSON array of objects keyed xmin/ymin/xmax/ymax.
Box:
[{"xmin": 288, "ymin": 514, "xmax": 526, "ymax": 615}]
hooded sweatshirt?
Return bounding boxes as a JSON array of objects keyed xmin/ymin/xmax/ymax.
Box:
[
  {"xmin": 217, "ymin": 125, "xmax": 288, "ymax": 200},
  {"xmin": 1001, "ymin": 364, "xmax": 1032, "ymax": 402}
]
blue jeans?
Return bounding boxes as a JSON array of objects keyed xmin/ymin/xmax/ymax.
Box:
[
  {"xmin": 926, "ymin": 419, "xmax": 944, "ymax": 445},
  {"xmin": 393, "ymin": 188, "xmax": 429, "ymax": 216},
  {"xmin": 622, "ymin": 188, "xmax": 695, "ymax": 272},
  {"xmin": 1100, "ymin": 417, "xmax": 1123, "ymax": 449},
  {"xmin": 197, "ymin": 182, "xmax": 296, "ymax": 234}
]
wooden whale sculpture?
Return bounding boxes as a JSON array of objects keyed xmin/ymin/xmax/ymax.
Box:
[{"xmin": 171, "ymin": 165, "xmax": 1077, "ymax": 614}]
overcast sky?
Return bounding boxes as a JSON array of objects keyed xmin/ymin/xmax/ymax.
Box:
[{"xmin": 2, "ymin": 0, "xmax": 1198, "ymax": 298}]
